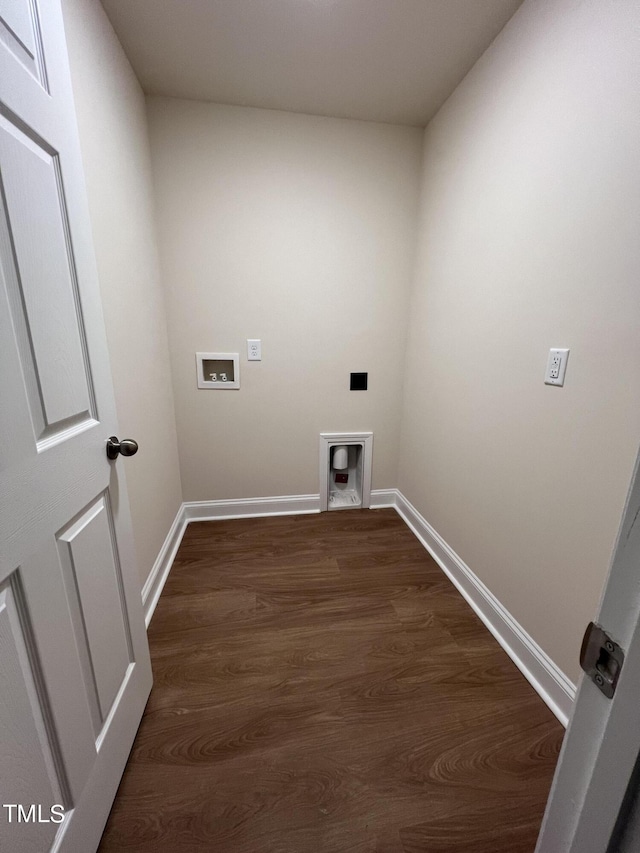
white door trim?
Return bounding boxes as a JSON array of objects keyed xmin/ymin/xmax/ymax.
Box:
[{"xmin": 536, "ymin": 447, "xmax": 640, "ymax": 852}]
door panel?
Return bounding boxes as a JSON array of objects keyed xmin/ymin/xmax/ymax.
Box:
[
  {"xmin": 0, "ymin": 0, "xmax": 47, "ymax": 87},
  {"xmin": 0, "ymin": 575, "xmax": 66, "ymax": 853},
  {"xmin": 0, "ymin": 1, "xmax": 153, "ymax": 850},
  {"xmin": 1, "ymin": 0, "xmax": 37, "ymax": 54},
  {"xmin": 0, "ymin": 112, "xmax": 95, "ymax": 445},
  {"xmin": 18, "ymin": 542, "xmax": 97, "ymax": 801},
  {"xmin": 57, "ymin": 495, "xmax": 132, "ymax": 731}
]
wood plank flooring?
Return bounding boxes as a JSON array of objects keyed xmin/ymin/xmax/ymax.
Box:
[{"xmin": 98, "ymin": 509, "xmax": 564, "ymax": 853}]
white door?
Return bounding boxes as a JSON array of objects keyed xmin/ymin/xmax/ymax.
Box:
[
  {"xmin": 536, "ymin": 447, "xmax": 640, "ymax": 852},
  {"xmin": 0, "ymin": 1, "xmax": 152, "ymax": 851}
]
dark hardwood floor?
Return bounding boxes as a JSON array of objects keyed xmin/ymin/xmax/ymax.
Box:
[{"xmin": 98, "ymin": 509, "xmax": 564, "ymax": 853}]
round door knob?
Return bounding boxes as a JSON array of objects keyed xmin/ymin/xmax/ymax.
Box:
[{"xmin": 106, "ymin": 436, "xmax": 139, "ymax": 460}]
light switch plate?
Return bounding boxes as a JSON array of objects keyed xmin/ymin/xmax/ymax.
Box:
[
  {"xmin": 247, "ymin": 339, "xmax": 261, "ymax": 361},
  {"xmin": 545, "ymin": 348, "xmax": 569, "ymax": 386}
]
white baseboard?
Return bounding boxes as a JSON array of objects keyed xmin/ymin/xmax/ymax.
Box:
[
  {"xmin": 183, "ymin": 493, "xmax": 320, "ymax": 521},
  {"xmin": 141, "ymin": 488, "xmax": 576, "ymax": 726},
  {"xmin": 141, "ymin": 505, "xmax": 188, "ymax": 628},
  {"xmin": 393, "ymin": 490, "xmax": 576, "ymax": 726},
  {"xmin": 369, "ymin": 488, "xmax": 398, "ymax": 508},
  {"xmin": 184, "ymin": 490, "xmax": 397, "ymax": 519}
]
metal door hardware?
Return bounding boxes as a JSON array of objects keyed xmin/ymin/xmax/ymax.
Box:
[
  {"xmin": 106, "ymin": 436, "xmax": 139, "ymax": 460},
  {"xmin": 580, "ymin": 622, "xmax": 624, "ymax": 699}
]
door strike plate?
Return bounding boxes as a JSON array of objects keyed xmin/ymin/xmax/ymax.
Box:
[{"xmin": 580, "ymin": 621, "xmax": 624, "ymax": 699}]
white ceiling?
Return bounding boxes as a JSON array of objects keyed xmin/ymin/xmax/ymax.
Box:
[{"xmin": 100, "ymin": 0, "xmax": 524, "ymax": 127}]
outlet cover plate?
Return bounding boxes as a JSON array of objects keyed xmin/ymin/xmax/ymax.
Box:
[{"xmin": 545, "ymin": 348, "xmax": 569, "ymax": 386}]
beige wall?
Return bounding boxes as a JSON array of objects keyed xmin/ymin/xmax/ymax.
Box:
[
  {"xmin": 399, "ymin": 0, "xmax": 640, "ymax": 681},
  {"xmin": 62, "ymin": 0, "xmax": 183, "ymax": 589},
  {"xmin": 62, "ymin": 0, "xmax": 639, "ymax": 684},
  {"xmin": 147, "ymin": 99, "xmax": 422, "ymax": 501}
]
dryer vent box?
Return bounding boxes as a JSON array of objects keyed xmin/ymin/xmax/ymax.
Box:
[{"xmin": 319, "ymin": 432, "xmax": 373, "ymax": 512}]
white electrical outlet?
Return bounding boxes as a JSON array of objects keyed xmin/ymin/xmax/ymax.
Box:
[
  {"xmin": 247, "ymin": 339, "xmax": 261, "ymax": 361},
  {"xmin": 545, "ymin": 348, "xmax": 569, "ymax": 386}
]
